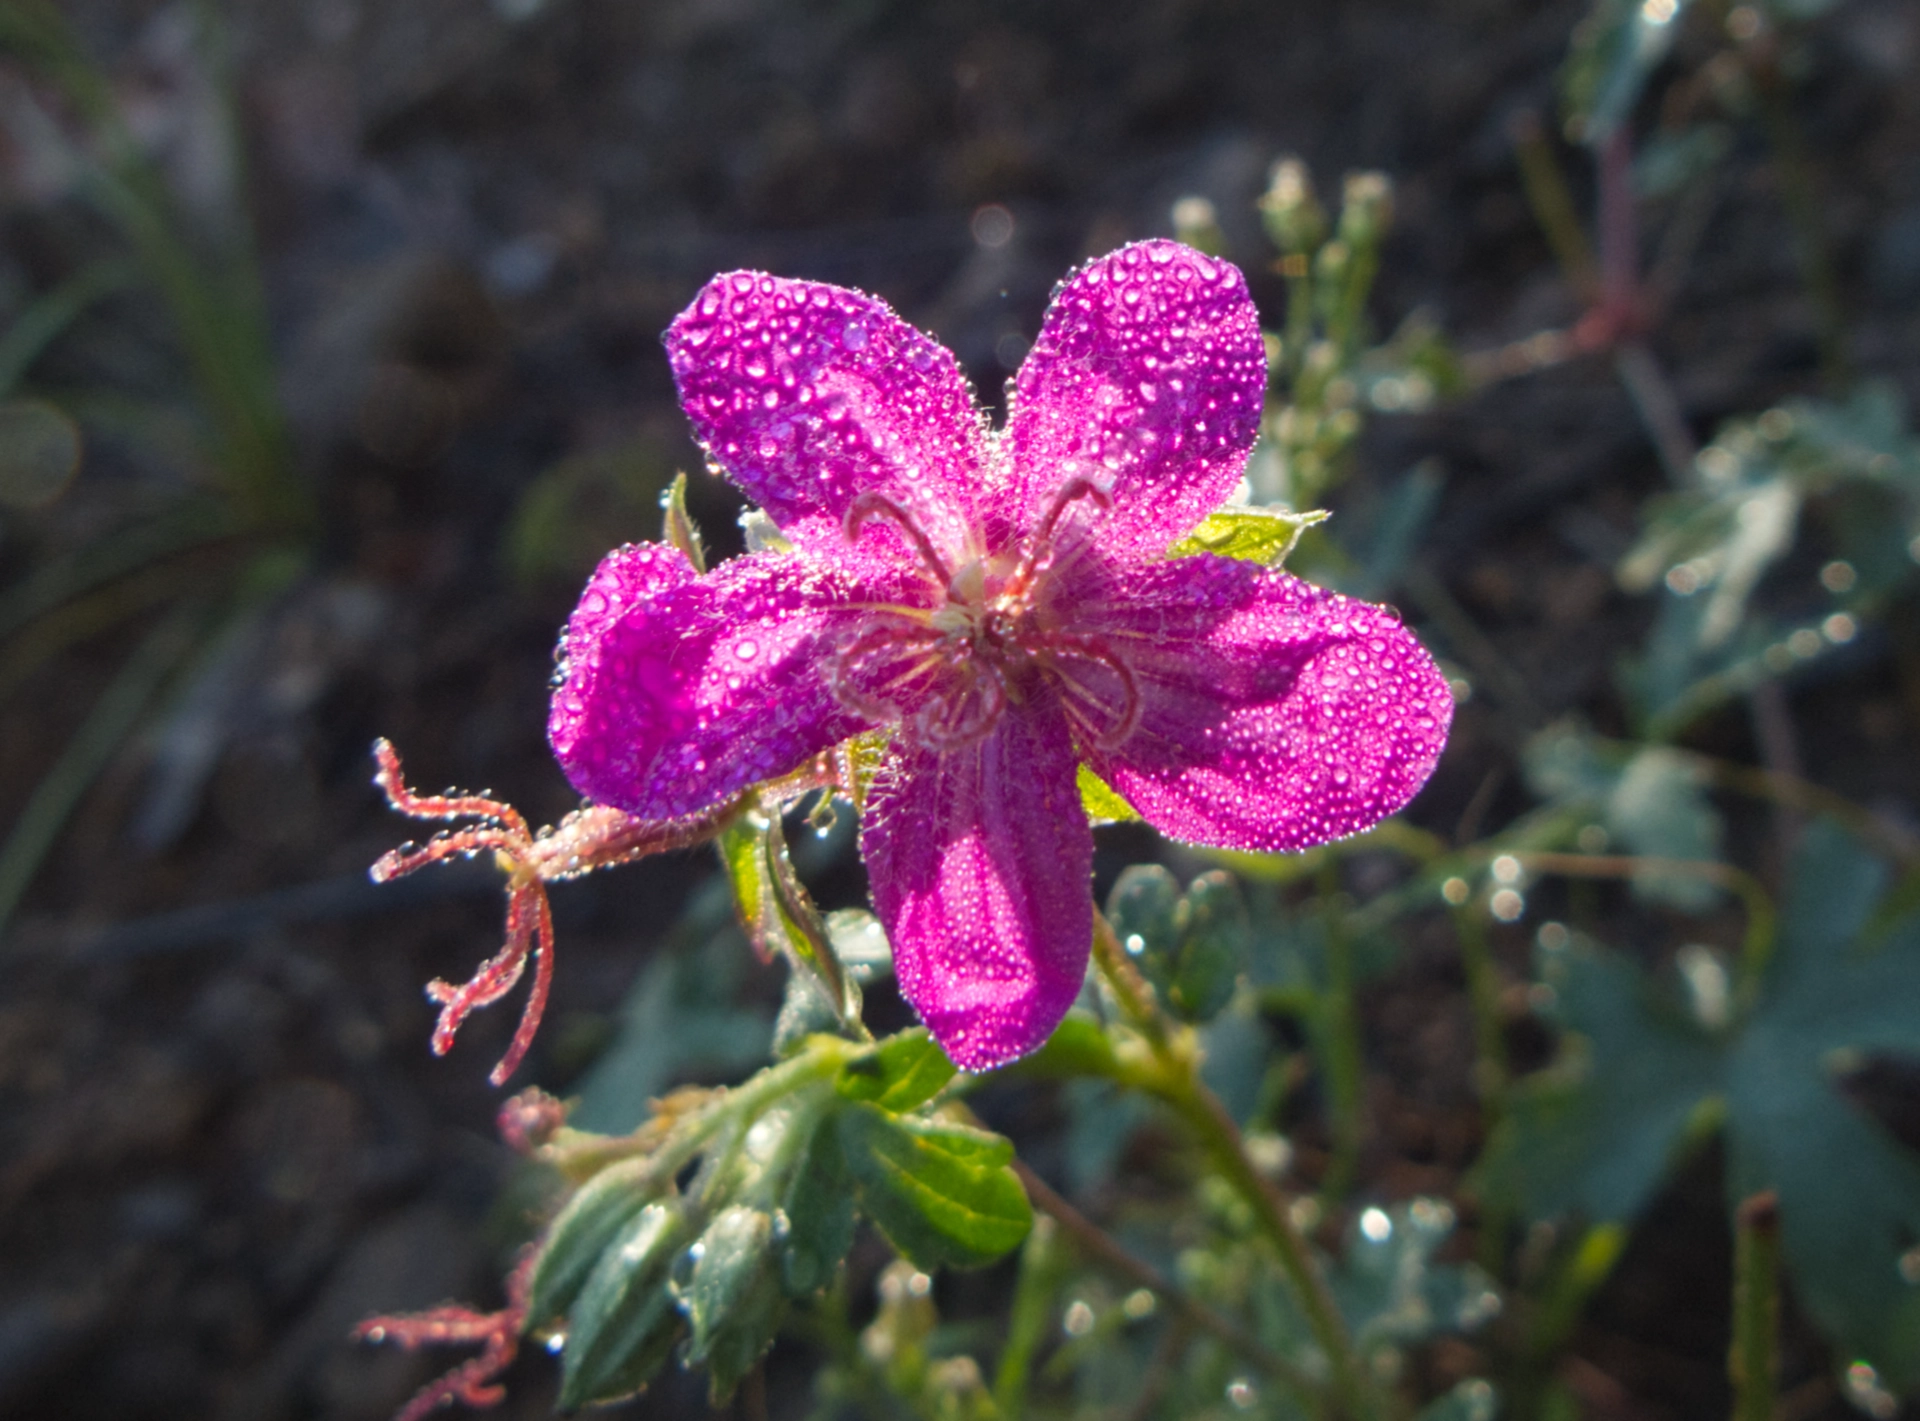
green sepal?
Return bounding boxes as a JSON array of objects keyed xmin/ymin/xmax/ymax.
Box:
[
  {"xmin": 525, "ymin": 1158, "xmax": 659, "ymax": 1330},
  {"xmin": 836, "ymin": 1027, "xmax": 957, "ymax": 1113},
  {"xmin": 660, "ymin": 470, "xmax": 706, "ymax": 572},
  {"xmin": 1170, "ymin": 505, "xmax": 1330, "ymax": 566},
  {"xmin": 556, "ymin": 1199, "xmax": 687, "ymax": 1409},
  {"xmin": 718, "ymin": 811, "xmax": 854, "ymax": 1030},
  {"xmin": 837, "ymin": 1103, "xmax": 1031, "ymax": 1270},
  {"xmin": 1076, "ymin": 763, "xmax": 1140, "ymax": 823},
  {"xmin": 778, "ymin": 1108, "xmax": 856, "ymax": 1296},
  {"xmin": 683, "ymin": 1204, "xmax": 790, "ymax": 1404}
]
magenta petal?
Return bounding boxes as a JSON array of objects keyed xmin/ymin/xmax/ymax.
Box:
[
  {"xmin": 548, "ymin": 544, "xmax": 911, "ymax": 819},
  {"xmin": 1078, "ymin": 556, "xmax": 1453, "ymax": 852},
  {"xmin": 667, "ymin": 271, "xmax": 987, "ymax": 563},
  {"xmin": 862, "ymin": 698, "xmax": 1092, "ymax": 1072},
  {"xmin": 1005, "ymin": 240, "xmax": 1266, "ymax": 556}
]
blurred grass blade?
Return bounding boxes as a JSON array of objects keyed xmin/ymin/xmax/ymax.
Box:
[
  {"xmin": 0, "ymin": 599, "xmax": 206, "ymax": 936},
  {"xmin": 0, "ymin": 498, "xmax": 232, "ymax": 644},
  {"xmin": 0, "ymin": 260, "xmax": 137, "ymax": 397}
]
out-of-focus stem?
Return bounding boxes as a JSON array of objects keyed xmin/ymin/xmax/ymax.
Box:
[
  {"xmin": 1318, "ymin": 862, "xmax": 1364, "ymax": 1203},
  {"xmin": 1009, "ymin": 1163, "xmax": 1318, "ymax": 1405},
  {"xmin": 1090, "ymin": 912, "xmax": 1379, "ymax": 1421},
  {"xmin": 1510, "ymin": 111, "xmax": 1600, "ymax": 303},
  {"xmin": 1731, "ymin": 1192, "xmax": 1781, "ymax": 1421},
  {"xmin": 1451, "ymin": 904, "xmax": 1509, "ymax": 1107}
]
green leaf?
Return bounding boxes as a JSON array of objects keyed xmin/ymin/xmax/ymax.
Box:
[
  {"xmin": 1415, "ymin": 1380, "xmax": 1500, "ymax": 1421},
  {"xmin": 1486, "ymin": 934, "xmax": 1722, "ymax": 1222},
  {"xmin": 1106, "ymin": 865, "xmax": 1183, "ymax": 960},
  {"xmin": 1014, "ymin": 1010, "xmax": 1124, "ymax": 1081},
  {"xmin": 557, "ymin": 1199, "xmax": 687, "ymax": 1408},
  {"xmin": 1562, "ymin": 0, "xmax": 1688, "ymax": 146},
  {"xmin": 1164, "ymin": 870, "xmax": 1248, "ymax": 1022},
  {"xmin": 683, "ymin": 1205, "xmax": 790, "ymax": 1403},
  {"xmin": 837, "ymin": 1104, "xmax": 1032, "ymax": 1269},
  {"xmin": 1170, "ymin": 504, "xmax": 1330, "ymax": 566},
  {"xmin": 1330, "ymin": 1200, "xmax": 1502, "ymax": 1351},
  {"xmin": 779, "ymin": 1109, "xmax": 856, "ymax": 1295},
  {"xmin": 837, "ymin": 1027, "xmax": 957, "ymax": 1113},
  {"xmin": 1076, "ymin": 763, "xmax": 1141, "ymax": 823},
  {"xmin": 1523, "ymin": 723, "xmax": 1724, "ymax": 910},
  {"xmin": 1497, "ymin": 819, "xmax": 1920, "ymax": 1388},
  {"xmin": 525, "ymin": 1159, "xmax": 662, "ymax": 1329}
]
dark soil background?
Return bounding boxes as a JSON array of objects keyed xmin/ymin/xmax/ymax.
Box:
[{"xmin": 4, "ymin": 0, "xmax": 1920, "ymax": 1418}]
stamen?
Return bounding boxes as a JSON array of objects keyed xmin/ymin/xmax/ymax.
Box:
[
  {"xmin": 910, "ymin": 663, "xmax": 1007, "ymax": 749},
  {"xmin": 829, "ymin": 620, "xmax": 946, "ymax": 721},
  {"xmin": 1011, "ymin": 477, "xmax": 1112, "ymax": 594},
  {"xmin": 1036, "ymin": 631, "xmax": 1142, "ymax": 749},
  {"xmin": 845, "ymin": 491, "xmax": 954, "ymax": 585}
]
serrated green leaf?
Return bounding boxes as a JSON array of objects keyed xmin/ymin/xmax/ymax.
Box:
[
  {"xmin": 557, "ymin": 1200, "xmax": 687, "ymax": 1409},
  {"xmin": 1170, "ymin": 504, "xmax": 1330, "ymax": 565},
  {"xmin": 1498, "ymin": 819, "xmax": 1920, "ymax": 1387},
  {"xmin": 837, "ymin": 1104, "xmax": 1031, "ymax": 1269},
  {"xmin": 837, "ymin": 1027, "xmax": 957, "ymax": 1113},
  {"xmin": 526, "ymin": 1159, "xmax": 661, "ymax": 1330},
  {"xmin": 779, "ymin": 1109, "xmax": 855, "ymax": 1295},
  {"xmin": 1076, "ymin": 763, "xmax": 1141, "ymax": 822},
  {"xmin": 684, "ymin": 1205, "xmax": 789, "ymax": 1403},
  {"xmin": 1487, "ymin": 936, "xmax": 1722, "ymax": 1222}
]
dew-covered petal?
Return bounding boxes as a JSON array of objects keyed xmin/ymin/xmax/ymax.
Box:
[
  {"xmin": 548, "ymin": 543, "xmax": 917, "ymax": 819},
  {"xmin": 862, "ymin": 697, "xmax": 1093, "ymax": 1072},
  {"xmin": 668, "ymin": 271, "xmax": 987, "ymax": 564},
  {"xmin": 1004, "ymin": 240, "xmax": 1266, "ymax": 557},
  {"xmin": 1075, "ymin": 555, "xmax": 1452, "ymax": 852}
]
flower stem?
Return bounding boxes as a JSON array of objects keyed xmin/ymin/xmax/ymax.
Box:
[
  {"xmin": 1731, "ymin": 1192, "xmax": 1781, "ymax": 1421},
  {"xmin": 1091, "ymin": 912, "xmax": 1379, "ymax": 1421},
  {"xmin": 1009, "ymin": 1161, "xmax": 1320, "ymax": 1407}
]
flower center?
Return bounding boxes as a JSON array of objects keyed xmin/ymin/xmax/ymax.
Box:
[{"xmin": 832, "ymin": 482, "xmax": 1141, "ymax": 752}]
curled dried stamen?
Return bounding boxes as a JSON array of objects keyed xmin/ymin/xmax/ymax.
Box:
[
  {"xmin": 828, "ymin": 619, "xmax": 945, "ymax": 722},
  {"xmin": 845, "ymin": 490, "xmax": 955, "ymax": 585},
  {"xmin": 370, "ymin": 739, "xmax": 737, "ymax": 1086},
  {"xmin": 1011, "ymin": 476, "xmax": 1113, "ymax": 594},
  {"xmin": 1037, "ymin": 631, "xmax": 1142, "ymax": 749},
  {"xmin": 356, "ymin": 1248, "xmax": 535, "ymax": 1421},
  {"xmin": 909, "ymin": 659, "xmax": 1008, "ymax": 750}
]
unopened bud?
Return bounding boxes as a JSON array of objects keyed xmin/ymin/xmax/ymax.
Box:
[
  {"xmin": 1338, "ymin": 172, "xmax": 1394, "ymax": 248},
  {"xmin": 1260, "ymin": 157, "xmax": 1327, "ymax": 255}
]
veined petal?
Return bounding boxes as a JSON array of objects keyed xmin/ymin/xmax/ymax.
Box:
[
  {"xmin": 862, "ymin": 697, "xmax": 1092, "ymax": 1072},
  {"xmin": 1077, "ymin": 555, "xmax": 1452, "ymax": 852},
  {"xmin": 668, "ymin": 272, "xmax": 987, "ymax": 565},
  {"xmin": 548, "ymin": 544, "xmax": 915, "ymax": 819},
  {"xmin": 1005, "ymin": 240, "xmax": 1265, "ymax": 557}
]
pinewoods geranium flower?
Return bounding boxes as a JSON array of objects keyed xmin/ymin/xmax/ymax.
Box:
[{"xmin": 548, "ymin": 240, "xmax": 1451, "ymax": 1071}]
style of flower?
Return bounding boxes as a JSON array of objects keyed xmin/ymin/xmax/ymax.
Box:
[{"xmin": 548, "ymin": 240, "xmax": 1452, "ymax": 1071}]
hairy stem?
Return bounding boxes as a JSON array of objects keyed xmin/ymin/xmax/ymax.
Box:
[
  {"xmin": 1091, "ymin": 912, "xmax": 1379, "ymax": 1421},
  {"xmin": 1731, "ymin": 1192, "xmax": 1781, "ymax": 1421}
]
